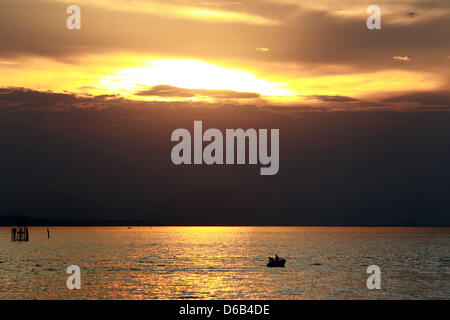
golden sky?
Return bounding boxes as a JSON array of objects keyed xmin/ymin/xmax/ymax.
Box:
[{"xmin": 0, "ymin": 0, "xmax": 449, "ymax": 110}]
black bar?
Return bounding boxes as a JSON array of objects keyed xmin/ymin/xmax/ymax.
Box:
[{"xmin": 0, "ymin": 300, "xmax": 447, "ymax": 318}]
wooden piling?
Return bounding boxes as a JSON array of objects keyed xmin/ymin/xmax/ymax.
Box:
[{"xmin": 11, "ymin": 225, "xmax": 29, "ymax": 242}]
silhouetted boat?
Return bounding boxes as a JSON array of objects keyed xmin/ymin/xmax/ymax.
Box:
[{"xmin": 267, "ymin": 256, "xmax": 286, "ymax": 267}]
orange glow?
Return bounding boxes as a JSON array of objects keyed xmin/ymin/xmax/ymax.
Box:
[{"xmin": 0, "ymin": 54, "xmax": 445, "ymax": 105}]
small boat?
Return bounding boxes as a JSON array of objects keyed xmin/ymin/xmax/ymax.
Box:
[{"xmin": 267, "ymin": 256, "xmax": 286, "ymax": 267}]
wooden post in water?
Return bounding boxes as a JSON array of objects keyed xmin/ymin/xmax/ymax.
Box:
[{"xmin": 11, "ymin": 219, "xmax": 29, "ymax": 242}]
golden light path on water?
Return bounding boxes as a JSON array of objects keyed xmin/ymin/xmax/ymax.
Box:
[{"xmin": 0, "ymin": 227, "xmax": 449, "ymax": 299}]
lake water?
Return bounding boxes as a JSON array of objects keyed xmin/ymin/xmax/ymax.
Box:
[{"xmin": 0, "ymin": 227, "xmax": 449, "ymax": 299}]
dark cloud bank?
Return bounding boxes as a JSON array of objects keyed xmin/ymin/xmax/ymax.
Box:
[
  {"xmin": 136, "ymin": 85, "xmax": 260, "ymax": 99},
  {"xmin": 0, "ymin": 88, "xmax": 449, "ymax": 226}
]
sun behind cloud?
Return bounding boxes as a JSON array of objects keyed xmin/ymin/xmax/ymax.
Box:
[{"xmin": 97, "ymin": 58, "xmax": 294, "ymax": 101}]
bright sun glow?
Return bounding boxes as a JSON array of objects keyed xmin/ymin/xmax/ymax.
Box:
[
  {"xmin": 0, "ymin": 55, "xmax": 444, "ymax": 105},
  {"xmin": 97, "ymin": 59, "xmax": 295, "ymax": 100}
]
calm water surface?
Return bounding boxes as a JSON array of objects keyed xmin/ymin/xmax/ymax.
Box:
[{"xmin": 0, "ymin": 227, "xmax": 449, "ymax": 299}]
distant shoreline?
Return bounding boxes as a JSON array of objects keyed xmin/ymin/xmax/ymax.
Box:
[{"xmin": 0, "ymin": 216, "xmax": 448, "ymax": 228}]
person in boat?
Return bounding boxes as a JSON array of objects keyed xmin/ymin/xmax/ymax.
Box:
[{"xmin": 275, "ymin": 254, "xmax": 279, "ymax": 261}]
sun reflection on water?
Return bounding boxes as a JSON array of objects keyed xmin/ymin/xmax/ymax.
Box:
[{"xmin": 0, "ymin": 227, "xmax": 449, "ymax": 299}]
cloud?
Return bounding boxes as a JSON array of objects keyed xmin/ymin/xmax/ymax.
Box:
[
  {"xmin": 303, "ymin": 95, "xmax": 359, "ymax": 102},
  {"xmin": 382, "ymin": 91, "xmax": 450, "ymax": 107},
  {"xmin": 0, "ymin": 87, "xmax": 124, "ymax": 113},
  {"xmin": 2, "ymin": 87, "xmax": 449, "ymax": 114},
  {"xmin": 0, "ymin": 87, "xmax": 78, "ymax": 107},
  {"xmin": 393, "ymin": 56, "xmax": 411, "ymax": 62},
  {"xmin": 0, "ymin": 60, "xmax": 19, "ymax": 65},
  {"xmin": 135, "ymin": 85, "xmax": 261, "ymax": 99},
  {"xmin": 0, "ymin": 0, "xmax": 448, "ymax": 76},
  {"xmin": 62, "ymin": 0, "xmax": 282, "ymax": 26}
]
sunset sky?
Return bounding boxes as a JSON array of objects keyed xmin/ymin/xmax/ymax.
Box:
[
  {"xmin": 0, "ymin": 0, "xmax": 449, "ymax": 225},
  {"xmin": 0, "ymin": 0, "xmax": 448, "ymax": 110}
]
